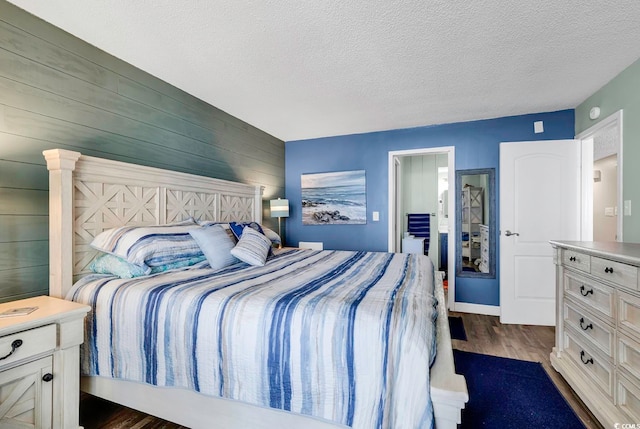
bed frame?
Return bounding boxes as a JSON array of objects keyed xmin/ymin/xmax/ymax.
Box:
[{"xmin": 44, "ymin": 149, "xmax": 467, "ymax": 429}]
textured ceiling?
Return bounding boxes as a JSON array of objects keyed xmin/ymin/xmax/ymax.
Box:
[{"xmin": 7, "ymin": 0, "xmax": 640, "ymax": 141}]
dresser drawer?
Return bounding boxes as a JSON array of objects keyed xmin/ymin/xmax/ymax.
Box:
[
  {"xmin": 617, "ymin": 371, "xmax": 640, "ymax": 421},
  {"xmin": 564, "ymin": 298, "xmax": 614, "ymax": 357},
  {"xmin": 481, "ymin": 231, "xmax": 489, "ymax": 245},
  {"xmin": 564, "ymin": 271, "xmax": 615, "ymax": 320},
  {"xmin": 562, "ymin": 249, "xmax": 590, "ymax": 273},
  {"xmin": 591, "ymin": 256, "xmax": 638, "ymax": 291},
  {"xmin": 0, "ymin": 324, "xmax": 56, "ymax": 369},
  {"xmin": 480, "ymin": 255, "xmax": 489, "ymax": 267},
  {"xmin": 564, "ymin": 328, "xmax": 614, "ymax": 398},
  {"xmin": 619, "ymin": 333, "xmax": 640, "ymax": 381},
  {"xmin": 619, "ymin": 290, "xmax": 640, "ymax": 343}
]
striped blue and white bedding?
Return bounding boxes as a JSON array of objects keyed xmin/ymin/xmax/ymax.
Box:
[{"xmin": 68, "ymin": 248, "xmax": 438, "ymax": 429}]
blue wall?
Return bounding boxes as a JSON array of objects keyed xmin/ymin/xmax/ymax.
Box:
[{"xmin": 285, "ymin": 109, "xmax": 575, "ymax": 307}]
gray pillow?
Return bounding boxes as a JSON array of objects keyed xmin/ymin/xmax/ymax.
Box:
[{"xmin": 189, "ymin": 225, "xmax": 239, "ymax": 270}]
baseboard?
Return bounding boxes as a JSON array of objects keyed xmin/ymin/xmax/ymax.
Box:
[{"xmin": 451, "ymin": 302, "xmax": 500, "ymax": 316}]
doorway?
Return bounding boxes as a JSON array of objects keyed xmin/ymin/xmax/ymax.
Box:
[
  {"xmin": 388, "ymin": 147, "xmax": 455, "ymax": 310},
  {"xmin": 577, "ymin": 110, "xmax": 623, "ymax": 241}
]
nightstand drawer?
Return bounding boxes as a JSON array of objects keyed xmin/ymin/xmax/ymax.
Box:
[
  {"xmin": 0, "ymin": 324, "xmax": 56, "ymax": 369},
  {"xmin": 0, "ymin": 356, "xmax": 53, "ymax": 427}
]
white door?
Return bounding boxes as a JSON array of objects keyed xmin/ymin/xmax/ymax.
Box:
[{"xmin": 500, "ymin": 140, "xmax": 581, "ymax": 325}]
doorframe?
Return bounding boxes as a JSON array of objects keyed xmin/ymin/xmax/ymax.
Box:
[
  {"xmin": 576, "ymin": 110, "xmax": 623, "ymax": 241},
  {"xmin": 388, "ymin": 146, "xmax": 456, "ymax": 310}
]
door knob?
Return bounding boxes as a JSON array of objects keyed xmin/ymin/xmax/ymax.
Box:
[{"xmin": 504, "ymin": 230, "xmax": 520, "ymax": 237}]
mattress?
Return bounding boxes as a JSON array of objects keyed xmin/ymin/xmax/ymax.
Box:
[{"xmin": 68, "ymin": 249, "xmax": 438, "ymax": 429}]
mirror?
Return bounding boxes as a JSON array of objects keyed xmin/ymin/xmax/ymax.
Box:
[{"xmin": 455, "ymin": 168, "xmax": 495, "ymax": 278}]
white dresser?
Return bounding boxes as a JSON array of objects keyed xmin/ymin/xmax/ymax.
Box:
[
  {"xmin": 479, "ymin": 224, "xmax": 489, "ymax": 273},
  {"xmin": 550, "ymin": 241, "xmax": 640, "ymax": 427}
]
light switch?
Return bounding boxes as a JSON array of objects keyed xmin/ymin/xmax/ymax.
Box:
[
  {"xmin": 605, "ymin": 207, "xmax": 615, "ymax": 217},
  {"xmin": 624, "ymin": 200, "xmax": 632, "ymax": 216},
  {"xmin": 372, "ymin": 211, "xmax": 380, "ymax": 221}
]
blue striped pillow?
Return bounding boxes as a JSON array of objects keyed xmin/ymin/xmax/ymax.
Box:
[
  {"xmin": 229, "ymin": 221, "xmax": 264, "ymax": 240},
  {"xmin": 230, "ymin": 226, "xmax": 272, "ymax": 266},
  {"xmin": 90, "ymin": 219, "xmax": 203, "ymax": 268}
]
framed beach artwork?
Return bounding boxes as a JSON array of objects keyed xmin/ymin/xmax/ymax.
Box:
[{"xmin": 301, "ymin": 170, "xmax": 366, "ymax": 225}]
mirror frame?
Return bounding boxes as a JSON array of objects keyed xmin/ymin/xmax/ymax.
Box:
[{"xmin": 455, "ymin": 168, "xmax": 496, "ymax": 278}]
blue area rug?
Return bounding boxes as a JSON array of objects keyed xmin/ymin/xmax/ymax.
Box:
[
  {"xmin": 453, "ymin": 350, "xmax": 585, "ymax": 428},
  {"xmin": 448, "ymin": 316, "xmax": 467, "ymax": 341}
]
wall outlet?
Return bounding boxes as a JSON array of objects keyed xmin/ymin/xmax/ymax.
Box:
[{"xmin": 372, "ymin": 211, "xmax": 380, "ymax": 221}]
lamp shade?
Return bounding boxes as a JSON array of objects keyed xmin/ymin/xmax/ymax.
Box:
[{"xmin": 270, "ymin": 198, "xmax": 289, "ymax": 218}]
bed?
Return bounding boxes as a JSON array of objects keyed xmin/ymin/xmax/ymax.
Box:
[{"xmin": 44, "ymin": 149, "xmax": 467, "ymax": 429}]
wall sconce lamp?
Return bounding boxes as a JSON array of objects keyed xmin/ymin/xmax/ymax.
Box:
[{"xmin": 270, "ymin": 198, "xmax": 289, "ymax": 247}]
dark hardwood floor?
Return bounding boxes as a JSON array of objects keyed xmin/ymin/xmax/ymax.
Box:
[
  {"xmin": 80, "ymin": 312, "xmax": 602, "ymax": 428},
  {"xmin": 80, "ymin": 394, "xmax": 187, "ymax": 429}
]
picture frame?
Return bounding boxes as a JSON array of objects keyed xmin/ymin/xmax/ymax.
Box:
[{"xmin": 301, "ymin": 170, "xmax": 366, "ymax": 225}]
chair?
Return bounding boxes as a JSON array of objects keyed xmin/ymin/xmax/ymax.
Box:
[{"xmin": 407, "ymin": 213, "xmax": 430, "ymax": 255}]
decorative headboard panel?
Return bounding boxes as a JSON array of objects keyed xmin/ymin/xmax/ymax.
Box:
[{"xmin": 43, "ymin": 149, "xmax": 264, "ymax": 298}]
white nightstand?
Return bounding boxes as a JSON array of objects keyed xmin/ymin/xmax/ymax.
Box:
[
  {"xmin": 298, "ymin": 241, "xmax": 324, "ymax": 250},
  {"xmin": 0, "ymin": 296, "xmax": 90, "ymax": 429}
]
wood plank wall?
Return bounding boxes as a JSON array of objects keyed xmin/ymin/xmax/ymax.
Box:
[{"xmin": 0, "ymin": 1, "xmax": 285, "ymax": 302}]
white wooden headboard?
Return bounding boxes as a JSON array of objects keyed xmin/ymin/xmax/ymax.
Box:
[{"xmin": 43, "ymin": 149, "xmax": 264, "ymax": 299}]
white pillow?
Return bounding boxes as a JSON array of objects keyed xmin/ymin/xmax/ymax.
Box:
[
  {"xmin": 189, "ymin": 225, "xmax": 239, "ymax": 270},
  {"xmin": 230, "ymin": 226, "xmax": 272, "ymax": 266}
]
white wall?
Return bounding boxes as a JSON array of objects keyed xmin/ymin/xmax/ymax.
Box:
[{"xmin": 400, "ymin": 154, "xmax": 447, "ymax": 268}]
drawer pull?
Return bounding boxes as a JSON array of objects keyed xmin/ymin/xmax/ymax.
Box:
[
  {"xmin": 579, "ymin": 285, "xmax": 594, "ymax": 296},
  {"xmin": 604, "ymin": 267, "xmax": 614, "ymax": 274},
  {"xmin": 580, "ymin": 350, "xmax": 594, "ymax": 365},
  {"xmin": 0, "ymin": 339, "xmax": 23, "ymax": 361},
  {"xmin": 569, "ymin": 256, "xmax": 576, "ymax": 262},
  {"xmin": 42, "ymin": 373, "xmax": 53, "ymax": 382},
  {"xmin": 579, "ymin": 317, "xmax": 593, "ymax": 331}
]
